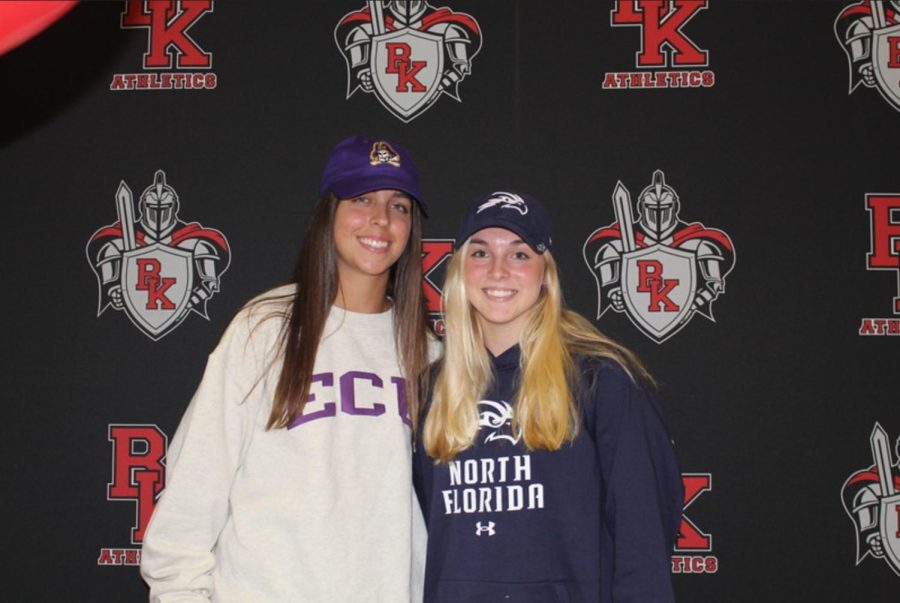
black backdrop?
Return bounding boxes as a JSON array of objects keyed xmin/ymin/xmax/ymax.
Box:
[{"xmin": 2, "ymin": 1, "xmax": 898, "ymax": 601}]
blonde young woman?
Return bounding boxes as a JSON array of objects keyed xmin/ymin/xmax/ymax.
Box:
[
  {"xmin": 141, "ymin": 137, "xmax": 432, "ymax": 602},
  {"xmin": 414, "ymin": 191, "xmax": 683, "ymax": 603}
]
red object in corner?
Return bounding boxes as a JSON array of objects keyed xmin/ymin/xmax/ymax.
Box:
[{"xmin": 0, "ymin": 1, "xmax": 78, "ymax": 57}]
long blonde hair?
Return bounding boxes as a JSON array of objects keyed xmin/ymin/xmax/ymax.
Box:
[{"xmin": 424, "ymin": 243, "xmax": 650, "ymax": 462}]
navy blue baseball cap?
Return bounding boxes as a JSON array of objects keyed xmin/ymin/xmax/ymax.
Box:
[
  {"xmin": 318, "ymin": 135, "xmax": 426, "ymax": 211},
  {"xmin": 455, "ymin": 191, "xmax": 553, "ymax": 253}
]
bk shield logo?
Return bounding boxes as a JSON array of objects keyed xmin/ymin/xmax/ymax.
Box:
[
  {"xmin": 835, "ymin": 1, "xmax": 900, "ymax": 112},
  {"xmin": 121, "ymin": 243, "xmax": 194, "ymax": 339},
  {"xmin": 881, "ymin": 493, "xmax": 900, "ymax": 572},
  {"xmin": 873, "ymin": 24, "xmax": 900, "ymax": 109},
  {"xmin": 335, "ymin": 1, "xmax": 482, "ymax": 122},
  {"xmin": 583, "ymin": 170, "xmax": 735, "ymax": 343},
  {"xmin": 841, "ymin": 423, "xmax": 900, "ymax": 578},
  {"xmin": 621, "ymin": 245, "xmax": 697, "ymax": 342},
  {"xmin": 371, "ymin": 29, "xmax": 445, "ymax": 120},
  {"xmin": 86, "ymin": 170, "xmax": 230, "ymax": 340}
]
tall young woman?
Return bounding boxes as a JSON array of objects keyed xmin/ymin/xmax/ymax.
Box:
[
  {"xmin": 414, "ymin": 191, "xmax": 683, "ymax": 602},
  {"xmin": 141, "ymin": 136, "xmax": 433, "ymax": 602}
]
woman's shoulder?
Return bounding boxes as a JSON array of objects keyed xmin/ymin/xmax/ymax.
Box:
[
  {"xmin": 219, "ymin": 284, "xmax": 295, "ymax": 349},
  {"xmin": 234, "ymin": 283, "xmax": 294, "ymax": 323},
  {"xmin": 574, "ymin": 353, "xmax": 659, "ymax": 417},
  {"xmin": 244, "ymin": 283, "xmax": 296, "ymax": 312},
  {"xmin": 575, "ymin": 354, "xmax": 637, "ymax": 389}
]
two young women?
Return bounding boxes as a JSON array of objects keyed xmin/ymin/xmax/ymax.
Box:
[{"xmin": 140, "ymin": 136, "xmax": 681, "ymax": 602}]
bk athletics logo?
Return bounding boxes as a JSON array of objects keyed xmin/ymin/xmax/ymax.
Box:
[
  {"xmin": 111, "ymin": 0, "xmax": 217, "ymax": 91},
  {"xmin": 86, "ymin": 170, "xmax": 230, "ymax": 340},
  {"xmin": 859, "ymin": 193, "xmax": 900, "ymax": 335},
  {"xmin": 335, "ymin": 1, "xmax": 482, "ymax": 122},
  {"xmin": 603, "ymin": 0, "xmax": 715, "ymax": 90},
  {"xmin": 98, "ymin": 424, "xmax": 167, "ymax": 566},
  {"xmin": 422, "ymin": 239, "xmax": 453, "ymax": 335},
  {"xmin": 673, "ymin": 473, "xmax": 717, "ymax": 574},
  {"xmin": 583, "ymin": 170, "xmax": 735, "ymax": 343}
]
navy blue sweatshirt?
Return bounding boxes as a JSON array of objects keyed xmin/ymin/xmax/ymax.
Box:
[{"xmin": 413, "ymin": 345, "xmax": 683, "ymax": 602}]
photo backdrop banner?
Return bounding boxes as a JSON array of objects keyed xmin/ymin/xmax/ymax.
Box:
[{"xmin": 1, "ymin": 1, "xmax": 898, "ymax": 601}]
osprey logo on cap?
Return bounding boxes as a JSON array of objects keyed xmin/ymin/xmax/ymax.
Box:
[
  {"xmin": 369, "ymin": 141, "xmax": 401, "ymax": 167},
  {"xmin": 476, "ymin": 192, "xmax": 528, "ymax": 215}
]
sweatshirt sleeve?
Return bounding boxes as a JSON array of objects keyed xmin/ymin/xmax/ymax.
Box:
[
  {"xmin": 592, "ymin": 364, "xmax": 682, "ymax": 603},
  {"xmin": 139, "ymin": 308, "xmax": 274, "ymax": 603}
]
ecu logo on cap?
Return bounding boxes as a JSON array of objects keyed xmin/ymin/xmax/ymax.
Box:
[{"xmin": 369, "ymin": 141, "xmax": 401, "ymax": 167}]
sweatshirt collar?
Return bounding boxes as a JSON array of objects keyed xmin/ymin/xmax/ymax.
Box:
[{"xmin": 488, "ymin": 344, "xmax": 520, "ymax": 371}]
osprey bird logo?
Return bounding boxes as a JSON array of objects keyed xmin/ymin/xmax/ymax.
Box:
[
  {"xmin": 476, "ymin": 191, "xmax": 529, "ymax": 215},
  {"xmin": 477, "ymin": 399, "xmax": 519, "ymax": 444}
]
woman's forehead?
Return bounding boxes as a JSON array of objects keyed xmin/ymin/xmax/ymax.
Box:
[{"xmin": 468, "ymin": 227, "xmax": 525, "ymax": 245}]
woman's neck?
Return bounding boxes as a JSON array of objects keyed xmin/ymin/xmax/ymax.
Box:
[
  {"xmin": 478, "ymin": 313, "xmax": 528, "ymax": 357},
  {"xmin": 481, "ymin": 328, "xmax": 520, "ymax": 357},
  {"xmin": 334, "ymin": 275, "xmax": 390, "ymax": 313}
]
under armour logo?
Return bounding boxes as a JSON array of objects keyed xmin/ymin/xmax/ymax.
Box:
[{"xmin": 475, "ymin": 521, "xmax": 496, "ymax": 536}]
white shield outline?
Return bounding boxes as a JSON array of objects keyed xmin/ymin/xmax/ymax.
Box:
[
  {"xmin": 121, "ymin": 243, "xmax": 194, "ymax": 340},
  {"xmin": 621, "ymin": 244, "xmax": 697, "ymax": 343},
  {"xmin": 872, "ymin": 24, "xmax": 900, "ymax": 112},
  {"xmin": 371, "ymin": 28, "xmax": 445, "ymax": 122},
  {"xmin": 880, "ymin": 492, "xmax": 900, "ymax": 577}
]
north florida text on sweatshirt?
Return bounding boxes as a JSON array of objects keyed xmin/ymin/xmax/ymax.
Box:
[{"xmin": 414, "ymin": 345, "xmax": 683, "ymax": 603}]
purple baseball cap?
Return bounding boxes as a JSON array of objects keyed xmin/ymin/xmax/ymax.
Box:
[
  {"xmin": 318, "ymin": 135, "xmax": 426, "ymax": 211},
  {"xmin": 456, "ymin": 191, "xmax": 553, "ymax": 253}
]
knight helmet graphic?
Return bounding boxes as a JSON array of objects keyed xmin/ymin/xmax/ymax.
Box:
[
  {"xmin": 583, "ymin": 170, "xmax": 735, "ymax": 343},
  {"xmin": 86, "ymin": 170, "xmax": 230, "ymax": 340},
  {"xmin": 334, "ymin": 1, "xmax": 483, "ymax": 122},
  {"xmin": 841, "ymin": 422, "xmax": 900, "ymax": 577},
  {"xmin": 835, "ymin": 0, "xmax": 900, "ymax": 112}
]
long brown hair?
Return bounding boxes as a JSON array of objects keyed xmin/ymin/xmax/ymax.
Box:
[{"xmin": 264, "ymin": 193, "xmax": 430, "ymax": 431}]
